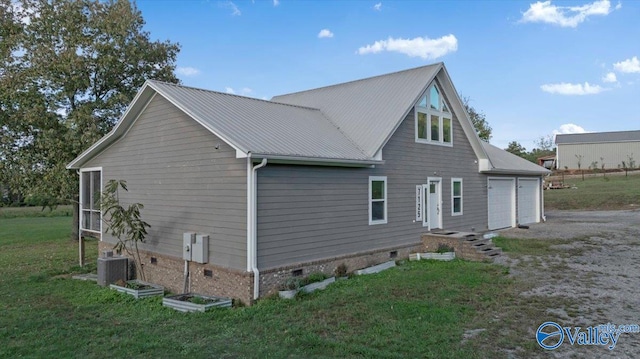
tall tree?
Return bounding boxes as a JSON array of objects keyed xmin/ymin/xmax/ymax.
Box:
[
  {"xmin": 505, "ymin": 141, "xmax": 527, "ymax": 158},
  {"xmin": 460, "ymin": 95, "xmax": 492, "ymax": 142},
  {"xmin": 1, "ymin": 0, "xmax": 180, "ymax": 236},
  {"xmin": 529, "ymin": 135, "xmax": 556, "ymax": 163}
]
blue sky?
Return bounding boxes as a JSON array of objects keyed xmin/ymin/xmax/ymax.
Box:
[{"xmin": 135, "ymin": 0, "xmax": 639, "ymax": 150}]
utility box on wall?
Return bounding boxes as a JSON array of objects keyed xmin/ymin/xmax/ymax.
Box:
[
  {"xmin": 183, "ymin": 232, "xmax": 196, "ymax": 261},
  {"xmin": 192, "ymin": 234, "xmax": 209, "ymax": 264}
]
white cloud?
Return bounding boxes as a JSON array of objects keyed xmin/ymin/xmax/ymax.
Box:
[
  {"xmin": 520, "ymin": 0, "xmax": 615, "ymax": 28},
  {"xmin": 220, "ymin": 1, "xmax": 241, "ymax": 16},
  {"xmin": 613, "ymin": 56, "xmax": 640, "ymax": 73},
  {"xmin": 318, "ymin": 29, "xmax": 334, "ymax": 38},
  {"xmin": 540, "ymin": 82, "xmax": 606, "ymax": 95},
  {"xmin": 553, "ymin": 123, "xmax": 588, "ymax": 135},
  {"xmin": 225, "ymin": 87, "xmax": 253, "ymax": 96},
  {"xmin": 373, "ymin": 2, "xmax": 382, "ymax": 11},
  {"xmin": 357, "ymin": 34, "xmax": 458, "ymax": 60},
  {"xmin": 602, "ymin": 72, "xmax": 617, "ymax": 83},
  {"xmin": 615, "ymin": 2, "xmax": 622, "ymax": 10},
  {"xmin": 176, "ymin": 67, "xmax": 201, "ymax": 77},
  {"xmin": 273, "ymin": 0, "xmax": 279, "ymax": 6}
]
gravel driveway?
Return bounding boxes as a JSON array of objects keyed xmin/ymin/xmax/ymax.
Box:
[{"xmin": 496, "ymin": 210, "xmax": 640, "ymax": 358}]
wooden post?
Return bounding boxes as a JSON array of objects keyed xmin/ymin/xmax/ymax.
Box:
[{"xmin": 79, "ymin": 233, "xmax": 85, "ymax": 267}]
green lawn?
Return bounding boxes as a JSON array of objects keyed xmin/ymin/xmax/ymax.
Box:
[
  {"xmin": 544, "ymin": 172, "xmax": 640, "ymax": 210},
  {"xmin": 0, "ymin": 205, "xmax": 73, "ymax": 219},
  {"xmin": 0, "ymin": 215, "xmax": 561, "ymax": 358}
]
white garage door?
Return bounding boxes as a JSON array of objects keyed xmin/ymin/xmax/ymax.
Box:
[
  {"xmin": 488, "ymin": 178, "xmax": 515, "ymax": 230},
  {"xmin": 517, "ymin": 178, "xmax": 539, "ymax": 225}
]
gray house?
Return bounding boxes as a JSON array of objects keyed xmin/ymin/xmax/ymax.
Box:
[
  {"xmin": 67, "ymin": 63, "xmax": 548, "ymax": 304},
  {"xmin": 556, "ymin": 130, "xmax": 640, "ymax": 170}
]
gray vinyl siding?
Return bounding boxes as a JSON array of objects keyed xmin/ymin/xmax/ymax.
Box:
[
  {"xmin": 84, "ymin": 95, "xmax": 247, "ymax": 270},
  {"xmin": 557, "ymin": 142, "xmax": 640, "ymax": 170},
  {"xmin": 256, "ymin": 108, "xmax": 487, "ymax": 270}
]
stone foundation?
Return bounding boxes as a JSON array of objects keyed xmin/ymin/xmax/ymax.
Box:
[
  {"xmin": 97, "ymin": 242, "xmax": 254, "ymax": 305},
  {"xmin": 259, "ymin": 242, "xmax": 422, "ymax": 297},
  {"xmin": 97, "ymin": 241, "xmax": 425, "ymax": 304}
]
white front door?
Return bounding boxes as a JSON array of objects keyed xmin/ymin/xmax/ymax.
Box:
[{"xmin": 423, "ymin": 178, "xmax": 442, "ymax": 230}]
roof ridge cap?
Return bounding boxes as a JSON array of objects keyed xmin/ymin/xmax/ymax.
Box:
[
  {"xmin": 148, "ymin": 80, "xmax": 322, "ymax": 112},
  {"xmin": 273, "ymin": 62, "xmax": 443, "ymax": 98}
]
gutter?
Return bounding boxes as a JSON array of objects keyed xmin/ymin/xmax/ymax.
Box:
[
  {"xmin": 249, "ymin": 153, "xmax": 382, "ymax": 167},
  {"xmin": 480, "ymin": 169, "xmax": 551, "ymax": 176},
  {"xmin": 246, "ymin": 154, "xmax": 267, "ymax": 300}
]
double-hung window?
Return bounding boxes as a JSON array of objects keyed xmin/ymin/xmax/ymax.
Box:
[
  {"xmin": 416, "ymin": 83, "xmax": 452, "ymax": 145},
  {"xmin": 80, "ymin": 168, "xmax": 102, "ymax": 233},
  {"xmin": 369, "ymin": 176, "xmax": 387, "ymax": 225},
  {"xmin": 451, "ymin": 178, "xmax": 463, "ymax": 216}
]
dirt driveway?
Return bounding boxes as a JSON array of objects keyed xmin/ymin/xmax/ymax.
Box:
[{"xmin": 496, "ymin": 210, "xmax": 640, "ymax": 358}]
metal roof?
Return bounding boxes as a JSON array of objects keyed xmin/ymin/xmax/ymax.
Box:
[
  {"xmin": 68, "ymin": 63, "xmax": 496, "ymax": 170},
  {"xmin": 481, "ymin": 142, "xmax": 550, "ymax": 175},
  {"xmin": 147, "ymin": 81, "xmax": 370, "ymax": 161},
  {"xmin": 555, "ymin": 130, "xmax": 640, "ymax": 144},
  {"xmin": 272, "ymin": 64, "xmax": 442, "ymax": 157}
]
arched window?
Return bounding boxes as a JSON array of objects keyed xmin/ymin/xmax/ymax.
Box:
[{"xmin": 415, "ymin": 83, "xmax": 452, "ymax": 146}]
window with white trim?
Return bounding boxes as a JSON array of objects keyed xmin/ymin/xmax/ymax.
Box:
[
  {"xmin": 81, "ymin": 169, "xmax": 102, "ymax": 232},
  {"xmin": 369, "ymin": 176, "xmax": 387, "ymax": 225},
  {"xmin": 416, "ymin": 83, "xmax": 452, "ymax": 145},
  {"xmin": 451, "ymin": 178, "xmax": 463, "ymax": 216}
]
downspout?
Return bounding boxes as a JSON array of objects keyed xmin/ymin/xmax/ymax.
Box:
[
  {"xmin": 247, "ymin": 155, "xmax": 268, "ymax": 300},
  {"xmin": 540, "ymin": 175, "xmax": 546, "ymax": 222}
]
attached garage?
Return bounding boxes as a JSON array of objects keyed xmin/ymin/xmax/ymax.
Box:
[
  {"xmin": 517, "ymin": 178, "xmax": 540, "ymax": 225},
  {"xmin": 487, "ymin": 178, "xmax": 515, "ymax": 230},
  {"xmin": 481, "ymin": 142, "xmax": 550, "ymax": 231}
]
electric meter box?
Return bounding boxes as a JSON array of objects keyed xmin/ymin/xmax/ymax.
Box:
[
  {"xmin": 183, "ymin": 232, "xmax": 196, "ymax": 261},
  {"xmin": 192, "ymin": 234, "xmax": 209, "ymax": 264}
]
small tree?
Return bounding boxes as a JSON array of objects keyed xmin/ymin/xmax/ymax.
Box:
[
  {"xmin": 600, "ymin": 157, "xmax": 606, "ymax": 178},
  {"xmin": 101, "ymin": 180, "xmax": 150, "ymax": 281},
  {"xmin": 575, "ymin": 154, "xmax": 584, "ymax": 180},
  {"xmin": 622, "ymin": 154, "xmax": 636, "ymax": 177},
  {"xmin": 590, "ymin": 161, "xmax": 599, "ymax": 176}
]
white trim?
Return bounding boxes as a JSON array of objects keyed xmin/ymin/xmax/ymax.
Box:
[
  {"xmin": 368, "ymin": 176, "xmax": 387, "ymax": 225},
  {"xmin": 423, "ymin": 177, "xmax": 443, "ymax": 230},
  {"xmin": 414, "ymin": 82, "xmax": 453, "ymax": 147},
  {"xmin": 373, "ymin": 149, "xmax": 383, "ymax": 161},
  {"xmin": 247, "ymin": 156, "xmax": 268, "ymax": 300},
  {"xmin": 415, "ymin": 185, "xmax": 423, "ymax": 221},
  {"xmin": 451, "ymin": 178, "xmax": 463, "ymax": 216},
  {"xmin": 67, "ymin": 87, "xmax": 156, "ymax": 169},
  {"xmin": 147, "ymin": 83, "xmax": 247, "ymax": 155},
  {"xmin": 79, "ymin": 167, "xmax": 103, "ymax": 237},
  {"xmin": 246, "ymin": 157, "xmax": 252, "ymax": 273}
]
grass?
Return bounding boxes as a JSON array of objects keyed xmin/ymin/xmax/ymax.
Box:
[
  {"xmin": 493, "ymin": 236, "xmax": 570, "ymax": 257},
  {"xmin": 0, "ymin": 216, "xmax": 570, "ymax": 358},
  {"xmin": 0, "ymin": 205, "xmax": 73, "ymax": 219},
  {"xmin": 544, "ymin": 172, "xmax": 640, "ymax": 210}
]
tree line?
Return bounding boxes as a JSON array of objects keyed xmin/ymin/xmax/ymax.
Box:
[
  {"xmin": 1, "ymin": 0, "xmax": 180, "ymax": 210},
  {"xmin": 505, "ymin": 136, "xmax": 555, "ymax": 164}
]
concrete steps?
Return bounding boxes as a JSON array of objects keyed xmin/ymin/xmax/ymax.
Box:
[
  {"xmin": 464, "ymin": 235, "xmax": 502, "ymax": 259},
  {"xmin": 421, "ymin": 231, "xmax": 503, "ymax": 261}
]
